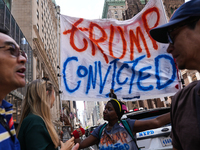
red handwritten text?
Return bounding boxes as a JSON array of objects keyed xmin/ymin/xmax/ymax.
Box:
[{"xmin": 63, "ymin": 7, "xmax": 160, "ymax": 63}]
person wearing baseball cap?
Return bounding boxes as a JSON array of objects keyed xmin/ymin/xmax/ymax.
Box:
[{"xmin": 150, "ymin": 0, "xmax": 200, "ymax": 149}]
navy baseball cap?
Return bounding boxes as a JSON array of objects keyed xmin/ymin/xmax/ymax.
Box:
[{"xmin": 150, "ymin": 0, "xmax": 200, "ymax": 43}]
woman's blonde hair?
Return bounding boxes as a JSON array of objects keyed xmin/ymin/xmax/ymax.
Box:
[{"xmin": 17, "ymin": 79, "xmax": 59, "ymax": 148}]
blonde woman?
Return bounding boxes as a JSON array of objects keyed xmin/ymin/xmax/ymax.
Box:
[{"xmin": 17, "ymin": 79, "xmax": 79, "ymax": 150}]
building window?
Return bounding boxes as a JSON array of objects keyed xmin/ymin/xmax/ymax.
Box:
[
  {"xmin": 42, "ymin": 38, "xmax": 44, "ymax": 43},
  {"xmin": 140, "ymin": 0, "xmax": 147, "ymax": 4},
  {"xmin": 42, "ymin": 25, "xmax": 44, "ymax": 32},
  {"xmin": 113, "ymin": 6, "xmax": 116, "ymax": 8},
  {"xmin": 41, "ymin": 1, "xmax": 43, "ymax": 8},
  {"xmin": 171, "ymin": 7, "xmax": 174, "ymax": 14},
  {"xmin": 37, "ymin": 0, "xmax": 39, "ymax": 5},
  {"xmin": 36, "ymin": 24, "xmax": 39, "ymax": 32},
  {"xmin": 115, "ymin": 15, "xmax": 118, "ymax": 19},
  {"xmin": 115, "ymin": 11, "xmax": 117, "ymax": 14},
  {"xmin": 37, "ymin": 10, "xmax": 39, "ymax": 19},
  {"xmin": 4, "ymin": 0, "xmax": 12, "ymax": 10},
  {"xmin": 132, "ymin": 101, "xmax": 136, "ymax": 104},
  {"xmin": 41, "ymin": 13, "xmax": 43, "ymax": 20}
]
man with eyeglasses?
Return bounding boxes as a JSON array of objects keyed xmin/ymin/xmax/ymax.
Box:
[
  {"xmin": 0, "ymin": 28, "xmax": 27, "ymax": 150},
  {"xmin": 150, "ymin": 0, "xmax": 200, "ymax": 150}
]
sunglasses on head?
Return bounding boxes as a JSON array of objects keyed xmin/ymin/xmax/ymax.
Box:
[{"xmin": 0, "ymin": 42, "xmax": 27, "ymax": 60}]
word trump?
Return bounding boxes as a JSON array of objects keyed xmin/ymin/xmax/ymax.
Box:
[
  {"xmin": 63, "ymin": 7, "xmax": 160, "ymax": 63},
  {"xmin": 62, "ymin": 54, "xmax": 176, "ymax": 96}
]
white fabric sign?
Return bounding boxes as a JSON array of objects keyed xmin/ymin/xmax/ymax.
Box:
[{"xmin": 60, "ymin": 0, "xmax": 180, "ymax": 101}]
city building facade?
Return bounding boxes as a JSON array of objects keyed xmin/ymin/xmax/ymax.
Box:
[
  {"xmin": 123, "ymin": 0, "xmax": 148, "ymax": 20},
  {"xmin": 124, "ymin": 0, "xmax": 184, "ymax": 20},
  {"xmin": 181, "ymin": 70, "xmax": 200, "ymax": 87},
  {"xmin": 7, "ymin": 0, "xmax": 62, "ymax": 131},
  {"xmin": 102, "ymin": 0, "xmax": 126, "ymax": 20},
  {"xmin": 83, "ymin": 101, "xmax": 106, "ymax": 127},
  {"xmin": 163, "ymin": 0, "xmax": 184, "ymax": 19},
  {"xmin": 84, "ymin": 101, "xmax": 96, "ymax": 127}
]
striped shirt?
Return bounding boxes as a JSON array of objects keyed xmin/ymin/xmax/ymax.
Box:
[{"xmin": 0, "ymin": 100, "xmax": 20, "ymax": 150}]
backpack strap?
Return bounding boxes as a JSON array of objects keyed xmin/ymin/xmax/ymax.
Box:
[
  {"xmin": 120, "ymin": 120, "xmax": 140, "ymax": 150},
  {"xmin": 98, "ymin": 123, "xmax": 107, "ymax": 139}
]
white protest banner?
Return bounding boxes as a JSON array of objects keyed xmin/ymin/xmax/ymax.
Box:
[{"xmin": 60, "ymin": 0, "xmax": 180, "ymax": 101}]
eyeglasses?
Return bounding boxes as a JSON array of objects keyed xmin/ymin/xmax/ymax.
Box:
[
  {"xmin": 0, "ymin": 42, "xmax": 27, "ymax": 60},
  {"xmin": 167, "ymin": 18, "xmax": 200, "ymax": 45}
]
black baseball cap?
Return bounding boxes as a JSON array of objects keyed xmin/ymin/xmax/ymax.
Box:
[{"xmin": 150, "ymin": 0, "xmax": 200, "ymax": 43}]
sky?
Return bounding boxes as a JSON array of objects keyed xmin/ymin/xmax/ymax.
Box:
[
  {"xmin": 56, "ymin": 0, "xmax": 189, "ymax": 124},
  {"xmin": 56, "ymin": 0, "xmax": 189, "ymax": 20},
  {"xmin": 56, "ymin": 0, "xmax": 105, "ymax": 19}
]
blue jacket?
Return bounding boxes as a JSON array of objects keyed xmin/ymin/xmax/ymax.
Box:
[{"xmin": 0, "ymin": 100, "xmax": 20, "ymax": 150}]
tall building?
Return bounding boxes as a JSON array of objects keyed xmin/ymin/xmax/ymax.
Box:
[
  {"xmin": 85, "ymin": 101, "xmax": 96, "ymax": 126},
  {"xmin": 11, "ymin": 0, "xmax": 62, "ymax": 131},
  {"xmin": 2, "ymin": 0, "xmax": 11, "ymax": 9},
  {"xmin": 83, "ymin": 101, "xmax": 105, "ymax": 127},
  {"xmin": 124, "ymin": 0, "xmax": 148, "ymax": 20},
  {"xmin": 163, "ymin": 0, "xmax": 184, "ymax": 18},
  {"xmin": 124, "ymin": 0, "xmax": 184, "ymax": 20},
  {"xmin": 102, "ymin": 0, "xmax": 126, "ymax": 20}
]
